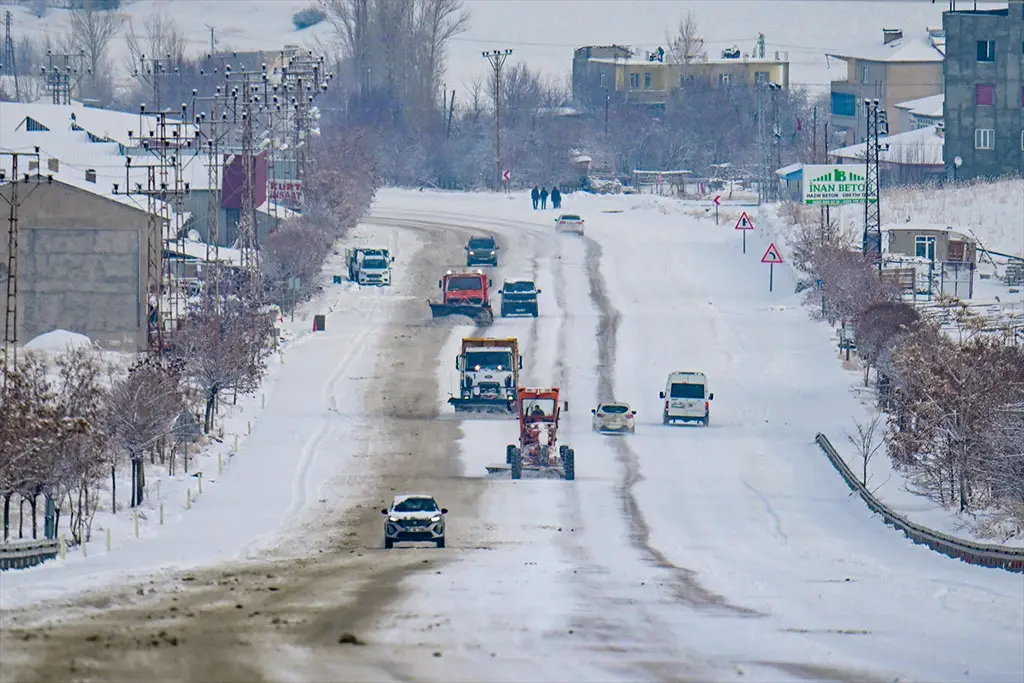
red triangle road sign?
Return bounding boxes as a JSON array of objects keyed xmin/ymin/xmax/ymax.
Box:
[
  {"xmin": 761, "ymin": 243, "xmax": 784, "ymax": 264},
  {"xmin": 734, "ymin": 211, "xmax": 755, "ymax": 230}
]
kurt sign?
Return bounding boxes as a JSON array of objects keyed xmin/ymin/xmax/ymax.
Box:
[
  {"xmin": 268, "ymin": 179, "xmax": 303, "ymax": 204},
  {"xmin": 801, "ymin": 164, "xmax": 875, "ymax": 206}
]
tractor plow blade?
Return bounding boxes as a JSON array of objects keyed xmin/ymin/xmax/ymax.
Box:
[{"xmin": 485, "ymin": 463, "xmax": 566, "ymax": 478}]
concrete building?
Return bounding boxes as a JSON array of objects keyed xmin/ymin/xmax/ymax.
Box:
[
  {"xmin": 826, "ymin": 28, "xmax": 946, "ymax": 145},
  {"xmin": 828, "ymin": 124, "xmax": 946, "ymax": 185},
  {"xmin": 0, "ymin": 176, "xmax": 157, "ymax": 351},
  {"xmin": 894, "ymin": 93, "xmax": 945, "ymax": 131},
  {"xmin": 942, "ymin": 2, "xmax": 1024, "ymax": 180},
  {"xmin": 572, "ymin": 44, "xmax": 789, "ymax": 112}
]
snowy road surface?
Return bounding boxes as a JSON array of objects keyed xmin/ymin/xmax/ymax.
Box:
[{"xmin": 1, "ymin": 190, "xmax": 1021, "ymax": 683}]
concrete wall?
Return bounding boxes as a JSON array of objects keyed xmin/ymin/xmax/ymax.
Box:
[
  {"xmin": 0, "ymin": 180, "xmax": 151, "ymax": 351},
  {"xmin": 885, "ymin": 63, "xmax": 944, "ymax": 132},
  {"xmin": 944, "ymin": 6, "xmax": 1024, "ymax": 179},
  {"xmin": 830, "ymin": 59, "xmax": 942, "ymax": 144},
  {"xmin": 887, "ymin": 229, "xmax": 976, "ymax": 263}
]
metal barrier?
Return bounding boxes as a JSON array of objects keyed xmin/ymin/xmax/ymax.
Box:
[
  {"xmin": 815, "ymin": 433, "xmax": 1024, "ymax": 573},
  {"xmin": 0, "ymin": 539, "xmax": 60, "ymax": 571}
]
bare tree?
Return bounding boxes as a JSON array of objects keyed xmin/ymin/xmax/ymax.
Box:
[
  {"xmin": 854, "ymin": 301, "xmax": 920, "ymax": 385},
  {"xmin": 106, "ymin": 356, "xmax": 184, "ymax": 508},
  {"xmin": 124, "ymin": 9, "xmax": 187, "ymax": 89},
  {"xmin": 847, "ymin": 411, "xmax": 885, "ymax": 487},
  {"xmin": 666, "ymin": 10, "xmax": 704, "ymax": 64},
  {"xmin": 66, "ymin": 0, "xmax": 124, "ymax": 101},
  {"xmin": 263, "ymin": 221, "xmax": 331, "ymax": 306}
]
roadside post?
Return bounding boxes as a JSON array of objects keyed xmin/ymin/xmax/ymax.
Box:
[
  {"xmin": 761, "ymin": 242, "xmax": 784, "ymax": 292},
  {"xmin": 735, "ymin": 211, "xmax": 755, "ymax": 253},
  {"xmin": 713, "ymin": 194, "xmax": 721, "ymax": 225}
]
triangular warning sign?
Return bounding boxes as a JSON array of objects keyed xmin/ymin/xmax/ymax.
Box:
[
  {"xmin": 734, "ymin": 211, "xmax": 755, "ymax": 230},
  {"xmin": 761, "ymin": 243, "xmax": 783, "ymax": 264}
]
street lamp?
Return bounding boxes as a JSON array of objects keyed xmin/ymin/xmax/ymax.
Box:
[{"xmin": 953, "ymin": 155, "xmax": 962, "ymax": 183}]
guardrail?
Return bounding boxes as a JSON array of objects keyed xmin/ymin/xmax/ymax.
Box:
[
  {"xmin": 815, "ymin": 433, "xmax": 1024, "ymax": 573},
  {"xmin": 0, "ymin": 539, "xmax": 60, "ymax": 571}
]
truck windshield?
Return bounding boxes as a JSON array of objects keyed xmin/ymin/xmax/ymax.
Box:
[
  {"xmin": 393, "ymin": 498, "xmax": 439, "ymax": 513},
  {"xmin": 362, "ymin": 259, "xmax": 387, "ymax": 269},
  {"xmin": 466, "ymin": 351, "xmax": 513, "ymax": 370},
  {"xmin": 446, "ymin": 276, "xmax": 483, "ymax": 291},
  {"xmin": 522, "ymin": 398, "xmax": 555, "ymax": 418},
  {"xmin": 670, "ymin": 383, "xmax": 705, "ymax": 399}
]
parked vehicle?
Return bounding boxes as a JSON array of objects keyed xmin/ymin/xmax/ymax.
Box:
[
  {"xmin": 428, "ymin": 269, "xmax": 494, "ymax": 325},
  {"xmin": 466, "ymin": 236, "xmax": 499, "ymax": 266},
  {"xmin": 499, "ymin": 280, "xmax": 541, "ymax": 317},
  {"xmin": 660, "ymin": 371, "xmax": 713, "ymax": 426},
  {"xmin": 382, "ymin": 494, "xmax": 448, "ymax": 548},
  {"xmin": 591, "ymin": 402, "xmax": 636, "ymax": 433},
  {"xmin": 346, "ymin": 247, "xmax": 394, "ymax": 286},
  {"xmin": 554, "ymin": 214, "xmax": 585, "ymax": 235},
  {"xmin": 448, "ymin": 337, "xmax": 522, "ymax": 414}
]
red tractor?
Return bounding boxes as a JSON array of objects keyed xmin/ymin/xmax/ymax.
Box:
[
  {"xmin": 428, "ymin": 269, "xmax": 494, "ymax": 325},
  {"xmin": 486, "ymin": 388, "xmax": 574, "ymax": 480}
]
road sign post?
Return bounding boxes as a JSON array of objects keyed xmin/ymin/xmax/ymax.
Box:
[
  {"xmin": 735, "ymin": 211, "xmax": 755, "ymax": 253},
  {"xmin": 761, "ymin": 242, "xmax": 783, "ymax": 291},
  {"xmin": 713, "ymin": 195, "xmax": 721, "ymax": 225},
  {"xmin": 502, "ymin": 169, "xmax": 511, "ymax": 193}
]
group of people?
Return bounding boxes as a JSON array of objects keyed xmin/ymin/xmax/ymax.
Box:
[{"xmin": 530, "ymin": 185, "xmax": 562, "ymax": 210}]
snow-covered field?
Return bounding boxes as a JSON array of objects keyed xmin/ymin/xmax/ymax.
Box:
[
  {"xmin": 2, "ymin": 189, "xmax": 1021, "ymax": 682},
  {"xmin": 8, "ymin": 0, "xmax": 1005, "ymax": 94}
]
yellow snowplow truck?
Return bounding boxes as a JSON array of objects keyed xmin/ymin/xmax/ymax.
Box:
[{"xmin": 447, "ymin": 337, "xmax": 522, "ymax": 414}]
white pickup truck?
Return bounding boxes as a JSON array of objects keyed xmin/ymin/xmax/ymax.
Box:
[
  {"xmin": 660, "ymin": 371, "xmax": 714, "ymax": 426},
  {"xmin": 346, "ymin": 247, "xmax": 394, "ymax": 286}
]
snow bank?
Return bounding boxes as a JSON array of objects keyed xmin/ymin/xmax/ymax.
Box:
[{"xmin": 23, "ymin": 329, "xmax": 96, "ymax": 351}]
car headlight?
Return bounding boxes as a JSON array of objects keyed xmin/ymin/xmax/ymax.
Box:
[
  {"xmin": 489, "ymin": 250, "xmax": 495, "ymax": 255},
  {"xmin": 388, "ymin": 516, "xmax": 399, "ymax": 522},
  {"xmin": 431, "ymin": 515, "xmax": 442, "ymax": 522}
]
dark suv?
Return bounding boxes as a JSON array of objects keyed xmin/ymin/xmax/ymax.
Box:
[
  {"xmin": 466, "ymin": 236, "xmax": 499, "ymax": 266},
  {"xmin": 500, "ymin": 280, "xmax": 540, "ymax": 317}
]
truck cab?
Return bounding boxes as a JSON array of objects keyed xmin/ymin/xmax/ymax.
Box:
[
  {"xmin": 439, "ymin": 270, "xmax": 490, "ymax": 306},
  {"xmin": 466, "ymin": 236, "xmax": 499, "ymax": 266},
  {"xmin": 450, "ymin": 337, "xmax": 522, "ymax": 412},
  {"xmin": 660, "ymin": 371, "xmax": 713, "ymax": 426}
]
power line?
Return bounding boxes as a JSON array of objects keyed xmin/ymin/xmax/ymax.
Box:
[{"xmin": 482, "ymin": 48, "xmax": 512, "ymax": 189}]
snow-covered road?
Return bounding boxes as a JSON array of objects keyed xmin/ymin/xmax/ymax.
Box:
[{"xmin": 1, "ymin": 189, "xmax": 1020, "ymax": 683}]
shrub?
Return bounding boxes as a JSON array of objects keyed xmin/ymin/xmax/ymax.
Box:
[{"xmin": 292, "ymin": 6, "xmax": 327, "ymax": 30}]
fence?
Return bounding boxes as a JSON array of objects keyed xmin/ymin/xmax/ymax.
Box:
[
  {"xmin": 815, "ymin": 433, "xmax": 1024, "ymax": 573},
  {"xmin": 0, "ymin": 539, "xmax": 60, "ymax": 571}
]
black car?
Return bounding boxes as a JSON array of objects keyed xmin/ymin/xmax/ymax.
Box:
[
  {"xmin": 500, "ymin": 280, "xmax": 540, "ymax": 317},
  {"xmin": 466, "ymin": 236, "xmax": 499, "ymax": 266}
]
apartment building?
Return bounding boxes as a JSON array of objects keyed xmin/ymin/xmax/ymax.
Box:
[{"xmin": 943, "ymin": 2, "xmax": 1024, "ymax": 179}]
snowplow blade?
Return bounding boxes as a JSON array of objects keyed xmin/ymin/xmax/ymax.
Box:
[
  {"xmin": 429, "ymin": 302, "xmax": 494, "ymax": 325},
  {"xmin": 485, "ymin": 464, "xmax": 566, "ymax": 477},
  {"xmin": 448, "ymin": 396, "xmax": 515, "ymax": 413}
]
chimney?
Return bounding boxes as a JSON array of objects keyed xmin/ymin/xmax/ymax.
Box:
[
  {"xmin": 85, "ymin": 168, "xmax": 97, "ymax": 183},
  {"xmin": 47, "ymin": 157, "xmax": 59, "ymax": 172},
  {"xmin": 883, "ymin": 28, "xmax": 903, "ymax": 45}
]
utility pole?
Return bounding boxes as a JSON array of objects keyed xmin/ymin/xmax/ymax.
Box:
[
  {"xmin": 2, "ymin": 11, "xmax": 19, "ymax": 101},
  {"xmin": 482, "ymin": 49, "xmax": 512, "ymax": 189},
  {"xmin": 769, "ymin": 82, "xmax": 782, "ymax": 202},
  {"xmin": 863, "ymin": 98, "xmax": 887, "ymax": 268},
  {"xmin": 604, "ymin": 87, "xmax": 610, "ymax": 137},
  {"xmin": 205, "ymin": 24, "xmax": 215, "ymax": 55},
  {"xmin": 0, "ymin": 149, "xmax": 46, "ymax": 379},
  {"xmin": 42, "ymin": 49, "xmax": 86, "ymax": 105},
  {"xmin": 756, "ymin": 82, "xmax": 768, "ymax": 204}
]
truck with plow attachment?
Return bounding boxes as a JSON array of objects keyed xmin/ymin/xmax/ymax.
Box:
[
  {"xmin": 447, "ymin": 337, "xmax": 522, "ymax": 414},
  {"xmin": 486, "ymin": 388, "xmax": 575, "ymax": 480}
]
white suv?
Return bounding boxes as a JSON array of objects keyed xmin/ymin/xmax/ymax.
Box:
[
  {"xmin": 382, "ymin": 494, "xmax": 448, "ymax": 548},
  {"xmin": 660, "ymin": 372, "xmax": 714, "ymax": 426}
]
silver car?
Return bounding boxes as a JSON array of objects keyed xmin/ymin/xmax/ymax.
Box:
[
  {"xmin": 591, "ymin": 402, "xmax": 636, "ymax": 434},
  {"xmin": 382, "ymin": 494, "xmax": 448, "ymax": 548}
]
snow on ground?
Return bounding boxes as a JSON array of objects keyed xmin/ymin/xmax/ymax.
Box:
[
  {"xmin": 22, "ymin": 329, "xmax": 97, "ymax": 351},
  {"xmin": 355, "ymin": 189, "xmax": 1023, "ymax": 682},
  {"xmin": 0, "ymin": 222, "xmax": 424, "ymax": 610}
]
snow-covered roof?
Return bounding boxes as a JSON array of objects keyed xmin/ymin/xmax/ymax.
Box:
[
  {"xmin": 589, "ymin": 54, "xmax": 785, "ymax": 66},
  {"xmin": 895, "ymin": 93, "xmax": 944, "ymax": 118},
  {"xmin": 827, "ymin": 32, "xmax": 944, "ymax": 63},
  {"xmin": 23, "ymin": 329, "xmax": 97, "ymax": 351},
  {"xmin": 170, "ymin": 239, "xmax": 243, "ymax": 266},
  {"xmin": 775, "ymin": 162, "xmax": 803, "ymax": 179},
  {"xmin": 0, "ymin": 100, "xmax": 195, "ymax": 147},
  {"xmin": 257, "ymin": 199, "xmax": 300, "ymax": 220},
  {"xmin": 828, "ymin": 125, "xmax": 944, "ymax": 166}
]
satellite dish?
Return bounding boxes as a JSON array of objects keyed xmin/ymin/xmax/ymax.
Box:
[{"xmin": 187, "ymin": 229, "xmax": 201, "ymax": 241}]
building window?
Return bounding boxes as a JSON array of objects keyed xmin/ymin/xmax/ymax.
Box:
[
  {"xmin": 975, "ymin": 128, "xmax": 994, "ymax": 150},
  {"xmin": 643, "ymin": 72, "xmax": 652, "ymax": 89},
  {"xmin": 629, "ymin": 73, "xmax": 640, "ymax": 89},
  {"xmin": 754, "ymin": 71, "xmax": 769, "ymax": 85},
  {"xmin": 831, "ymin": 92, "xmax": 856, "ymax": 117},
  {"xmin": 976, "ymin": 83, "xmax": 995, "ymax": 106},
  {"xmin": 719, "ymin": 73, "xmax": 731, "ymax": 86},
  {"xmin": 915, "ymin": 236, "xmax": 936, "ymax": 261},
  {"xmin": 977, "ymin": 40, "xmax": 995, "ymax": 62},
  {"xmin": 861, "ymin": 66, "xmax": 869, "ymax": 84}
]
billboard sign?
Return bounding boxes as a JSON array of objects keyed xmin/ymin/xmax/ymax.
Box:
[
  {"xmin": 802, "ymin": 164, "xmax": 875, "ymax": 205},
  {"xmin": 268, "ymin": 179, "xmax": 303, "ymax": 205}
]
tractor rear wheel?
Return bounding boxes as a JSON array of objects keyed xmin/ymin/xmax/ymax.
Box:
[
  {"xmin": 510, "ymin": 446, "xmax": 522, "ymax": 480},
  {"xmin": 563, "ymin": 448, "xmax": 575, "ymax": 481}
]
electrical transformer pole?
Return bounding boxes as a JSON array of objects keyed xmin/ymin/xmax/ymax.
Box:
[
  {"xmin": 483, "ymin": 49, "xmax": 512, "ymax": 189},
  {"xmin": 863, "ymin": 98, "xmax": 886, "ymax": 268}
]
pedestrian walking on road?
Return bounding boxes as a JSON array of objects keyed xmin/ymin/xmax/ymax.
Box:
[
  {"xmin": 550, "ymin": 186, "xmax": 561, "ymax": 209},
  {"xmin": 531, "ymin": 185, "xmax": 540, "ymax": 210},
  {"xmin": 540, "ymin": 186, "xmax": 549, "ymax": 209}
]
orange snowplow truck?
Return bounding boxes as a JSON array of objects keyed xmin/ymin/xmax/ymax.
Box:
[
  {"xmin": 486, "ymin": 388, "xmax": 575, "ymax": 480},
  {"xmin": 428, "ymin": 269, "xmax": 494, "ymax": 325}
]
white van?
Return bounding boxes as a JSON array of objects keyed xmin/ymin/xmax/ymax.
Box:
[{"xmin": 660, "ymin": 371, "xmax": 713, "ymax": 426}]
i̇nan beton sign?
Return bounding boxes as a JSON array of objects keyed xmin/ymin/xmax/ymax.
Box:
[{"xmin": 801, "ymin": 164, "xmax": 876, "ymax": 205}]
